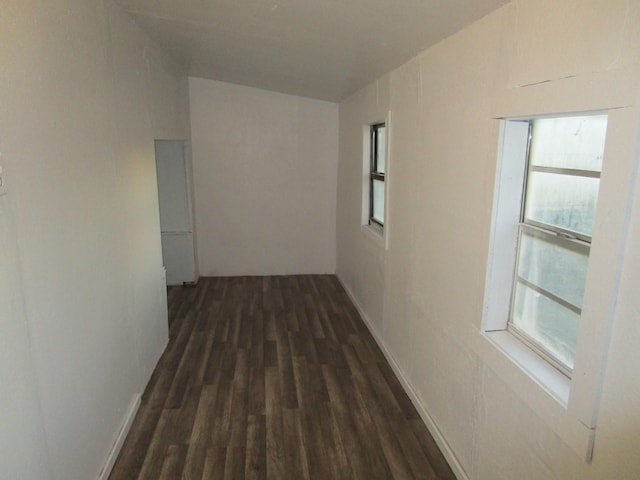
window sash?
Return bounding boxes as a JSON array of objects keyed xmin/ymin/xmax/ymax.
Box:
[
  {"xmin": 522, "ymin": 119, "xmax": 603, "ymax": 243},
  {"xmin": 508, "ymin": 118, "xmax": 602, "ymax": 376},
  {"xmin": 510, "ymin": 223, "xmax": 588, "ymax": 376},
  {"xmin": 514, "ymin": 224, "xmax": 588, "ymax": 309},
  {"xmin": 522, "ymin": 170, "xmax": 599, "ymax": 242}
]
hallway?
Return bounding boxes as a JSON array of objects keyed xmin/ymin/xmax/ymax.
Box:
[{"xmin": 109, "ymin": 275, "xmax": 455, "ymax": 479}]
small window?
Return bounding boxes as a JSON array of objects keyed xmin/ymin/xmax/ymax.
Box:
[
  {"xmin": 508, "ymin": 115, "xmax": 607, "ymax": 376},
  {"xmin": 369, "ymin": 122, "xmax": 386, "ymax": 228}
]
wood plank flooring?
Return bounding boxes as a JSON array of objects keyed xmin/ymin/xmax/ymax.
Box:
[{"xmin": 109, "ymin": 275, "xmax": 456, "ymax": 480}]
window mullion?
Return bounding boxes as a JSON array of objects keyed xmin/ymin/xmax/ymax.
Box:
[
  {"xmin": 530, "ymin": 165, "xmax": 601, "ymax": 179},
  {"xmin": 515, "ymin": 276, "xmax": 582, "ymax": 315},
  {"xmin": 521, "ymin": 220, "xmax": 592, "ymax": 246}
]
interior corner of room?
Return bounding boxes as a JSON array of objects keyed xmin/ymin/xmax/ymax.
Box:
[{"xmin": 1, "ymin": 0, "xmax": 640, "ymax": 479}]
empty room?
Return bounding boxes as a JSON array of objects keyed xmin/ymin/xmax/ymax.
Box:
[{"xmin": 1, "ymin": 0, "xmax": 639, "ymax": 479}]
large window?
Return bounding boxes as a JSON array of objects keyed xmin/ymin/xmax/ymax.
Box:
[
  {"xmin": 508, "ymin": 115, "xmax": 607, "ymax": 376},
  {"xmin": 369, "ymin": 122, "xmax": 386, "ymax": 228}
]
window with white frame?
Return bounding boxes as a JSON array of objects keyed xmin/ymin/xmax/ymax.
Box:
[
  {"xmin": 505, "ymin": 114, "xmax": 608, "ymax": 376},
  {"xmin": 368, "ymin": 122, "xmax": 386, "ymax": 229}
]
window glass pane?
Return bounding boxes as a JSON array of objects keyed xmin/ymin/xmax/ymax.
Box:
[
  {"xmin": 372, "ymin": 179, "xmax": 385, "ymax": 224},
  {"xmin": 524, "ymin": 171, "xmax": 600, "ymax": 236},
  {"xmin": 517, "ymin": 230, "xmax": 588, "ymax": 308},
  {"xmin": 512, "ymin": 282, "xmax": 579, "ymax": 369},
  {"xmin": 376, "ymin": 125, "xmax": 386, "ymax": 173},
  {"xmin": 530, "ymin": 115, "xmax": 607, "ymax": 171}
]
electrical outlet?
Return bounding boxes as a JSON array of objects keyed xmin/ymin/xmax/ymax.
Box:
[{"xmin": 0, "ymin": 153, "xmax": 7, "ymax": 196}]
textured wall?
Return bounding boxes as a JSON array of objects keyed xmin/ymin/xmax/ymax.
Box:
[
  {"xmin": 337, "ymin": 0, "xmax": 640, "ymax": 478},
  {"xmin": 190, "ymin": 78, "xmax": 338, "ymax": 276},
  {"xmin": 0, "ymin": 0, "xmax": 191, "ymax": 478}
]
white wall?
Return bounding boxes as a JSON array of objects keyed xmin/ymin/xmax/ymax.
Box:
[
  {"xmin": 0, "ymin": 0, "xmax": 191, "ymax": 478},
  {"xmin": 337, "ymin": 1, "xmax": 640, "ymax": 479},
  {"xmin": 189, "ymin": 78, "xmax": 338, "ymax": 276}
]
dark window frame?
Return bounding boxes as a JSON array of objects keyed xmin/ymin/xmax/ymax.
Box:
[{"xmin": 369, "ymin": 122, "xmax": 386, "ymax": 227}]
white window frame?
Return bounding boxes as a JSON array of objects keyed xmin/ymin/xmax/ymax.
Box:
[
  {"xmin": 504, "ymin": 116, "xmax": 604, "ymax": 378},
  {"xmin": 361, "ymin": 112, "xmax": 391, "ymax": 247},
  {"xmin": 479, "ymin": 87, "xmax": 639, "ymax": 463}
]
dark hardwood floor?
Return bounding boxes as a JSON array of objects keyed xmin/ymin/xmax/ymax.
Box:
[{"xmin": 109, "ymin": 275, "xmax": 456, "ymax": 480}]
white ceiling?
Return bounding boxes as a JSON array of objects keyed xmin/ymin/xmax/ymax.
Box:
[{"xmin": 115, "ymin": 0, "xmax": 508, "ymax": 101}]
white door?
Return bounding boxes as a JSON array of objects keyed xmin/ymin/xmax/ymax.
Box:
[{"xmin": 155, "ymin": 140, "xmax": 196, "ymax": 285}]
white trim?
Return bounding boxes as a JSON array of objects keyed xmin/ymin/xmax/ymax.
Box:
[
  {"xmin": 97, "ymin": 394, "xmax": 141, "ymax": 480},
  {"xmin": 485, "ymin": 330, "xmax": 570, "ymax": 405},
  {"xmin": 337, "ymin": 274, "xmax": 468, "ymax": 480},
  {"xmin": 383, "ymin": 110, "xmax": 392, "ymax": 251},
  {"xmin": 482, "ymin": 119, "xmax": 528, "ymax": 332},
  {"xmin": 361, "ymin": 111, "xmax": 392, "ymax": 251},
  {"xmin": 479, "ymin": 106, "xmax": 639, "ymax": 462}
]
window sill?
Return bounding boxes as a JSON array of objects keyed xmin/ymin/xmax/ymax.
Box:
[
  {"xmin": 361, "ymin": 222, "xmax": 385, "ymax": 247},
  {"xmin": 484, "ymin": 330, "xmax": 570, "ymax": 406},
  {"xmin": 474, "ymin": 328, "xmax": 595, "ymax": 461}
]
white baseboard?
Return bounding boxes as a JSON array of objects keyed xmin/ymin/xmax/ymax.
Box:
[
  {"xmin": 97, "ymin": 394, "xmax": 141, "ymax": 480},
  {"xmin": 337, "ymin": 275, "xmax": 469, "ymax": 480}
]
